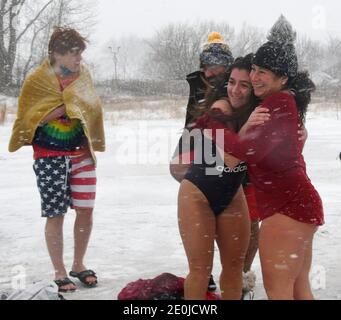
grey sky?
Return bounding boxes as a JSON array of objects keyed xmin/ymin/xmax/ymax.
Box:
[{"xmin": 92, "ymin": 0, "xmax": 340, "ymax": 44}]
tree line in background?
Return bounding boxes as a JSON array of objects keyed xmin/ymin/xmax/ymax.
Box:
[
  {"xmin": 102, "ymin": 21, "xmax": 341, "ymax": 98},
  {"xmin": 144, "ymin": 22, "xmax": 341, "ymax": 85},
  {"xmin": 1, "ymin": 2, "xmax": 341, "ymax": 98}
]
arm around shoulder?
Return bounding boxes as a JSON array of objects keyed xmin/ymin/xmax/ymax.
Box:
[{"xmin": 211, "ymin": 99, "xmax": 232, "ymax": 115}]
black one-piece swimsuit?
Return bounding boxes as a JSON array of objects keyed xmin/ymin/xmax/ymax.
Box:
[{"xmin": 184, "ymin": 134, "xmax": 247, "ymax": 215}]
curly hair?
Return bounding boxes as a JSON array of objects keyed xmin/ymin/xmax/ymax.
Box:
[
  {"xmin": 288, "ymin": 71, "xmax": 316, "ymax": 124},
  {"xmin": 48, "ymin": 27, "xmax": 88, "ymax": 62}
]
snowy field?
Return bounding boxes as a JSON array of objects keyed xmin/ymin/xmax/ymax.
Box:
[{"xmin": 0, "ymin": 105, "xmax": 340, "ymax": 300}]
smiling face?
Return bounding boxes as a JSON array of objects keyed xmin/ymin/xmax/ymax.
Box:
[
  {"xmin": 227, "ymin": 68, "xmax": 253, "ymax": 109},
  {"xmin": 53, "ymin": 50, "xmax": 83, "ymax": 73},
  {"xmin": 250, "ymin": 64, "xmax": 288, "ymax": 100}
]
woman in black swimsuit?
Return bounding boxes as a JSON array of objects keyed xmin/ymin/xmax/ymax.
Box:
[{"xmin": 178, "ymin": 56, "xmax": 268, "ymax": 300}]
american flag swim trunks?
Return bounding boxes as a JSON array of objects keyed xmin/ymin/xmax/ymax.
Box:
[{"xmin": 33, "ymin": 154, "xmax": 96, "ymax": 218}]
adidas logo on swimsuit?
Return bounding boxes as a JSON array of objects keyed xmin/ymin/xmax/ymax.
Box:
[{"xmin": 216, "ymin": 164, "xmax": 248, "ymax": 174}]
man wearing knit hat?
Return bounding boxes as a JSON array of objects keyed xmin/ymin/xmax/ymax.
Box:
[
  {"xmin": 170, "ymin": 32, "xmax": 233, "ymax": 293},
  {"xmin": 185, "ymin": 32, "xmax": 234, "ymax": 126},
  {"xmin": 170, "ymin": 32, "xmax": 234, "ymax": 182}
]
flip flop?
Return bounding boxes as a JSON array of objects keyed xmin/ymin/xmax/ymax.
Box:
[
  {"xmin": 69, "ymin": 270, "xmax": 98, "ymax": 288},
  {"xmin": 54, "ymin": 277, "xmax": 77, "ymax": 293}
]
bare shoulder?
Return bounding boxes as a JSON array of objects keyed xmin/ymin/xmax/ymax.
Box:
[{"xmin": 211, "ymin": 99, "xmax": 232, "ymax": 115}]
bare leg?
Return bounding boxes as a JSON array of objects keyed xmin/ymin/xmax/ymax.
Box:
[
  {"xmin": 178, "ymin": 180, "xmax": 215, "ymax": 300},
  {"xmin": 72, "ymin": 208, "xmax": 97, "ymax": 285},
  {"xmin": 216, "ymin": 187, "xmax": 250, "ymax": 300},
  {"xmin": 293, "ymin": 237, "xmax": 315, "ymax": 300},
  {"xmin": 243, "ymin": 220, "xmax": 259, "ymax": 273},
  {"xmin": 45, "ymin": 215, "xmax": 76, "ymax": 291},
  {"xmin": 259, "ymin": 214, "xmax": 317, "ymax": 300}
]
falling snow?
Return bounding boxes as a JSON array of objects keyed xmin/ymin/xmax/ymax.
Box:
[{"xmin": 0, "ymin": 106, "xmax": 340, "ymax": 300}]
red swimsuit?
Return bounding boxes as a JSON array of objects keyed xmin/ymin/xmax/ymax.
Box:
[{"xmin": 195, "ymin": 92, "xmax": 324, "ymax": 226}]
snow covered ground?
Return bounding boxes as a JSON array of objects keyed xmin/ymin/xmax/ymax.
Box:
[{"xmin": 0, "ymin": 106, "xmax": 340, "ymax": 300}]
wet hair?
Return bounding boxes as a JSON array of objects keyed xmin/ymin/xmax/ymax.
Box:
[
  {"xmin": 48, "ymin": 27, "xmax": 88, "ymax": 63},
  {"xmin": 192, "ymin": 54, "xmax": 260, "ymax": 132},
  {"xmin": 287, "ymin": 71, "xmax": 316, "ymax": 124},
  {"xmin": 187, "ymin": 72, "xmax": 229, "ymax": 126},
  {"xmin": 263, "ymin": 68, "xmax": 316, "ymax": 124},
  {"xmin": 229, "ymin": 53, "xmax": 253, "ymax": 73}
]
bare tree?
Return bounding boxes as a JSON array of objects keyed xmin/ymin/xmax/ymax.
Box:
[
  {"xmin": 0, "ymin": 0, "xmax": 53, "ymax": 90},
  {"xmin": 52, "ymin": 0, "xmax": 98, "ymax": 35},
  {"xmin": 324, "ymin": 36, "xmax": 341, "ymax": 79},
  {"xmin": 231, "ymin": 23, "xmax": 265, "ymax": 57},
  {"xmin": 144, "ymin": 23, "xmax": 197, "ymax": 80},
  {"xmin": 144, "ymin": 21, "xmax": 235, "ymax": 80},
  {"xmin": 296, "ymin": 35, "xmax": 324, "ymax": 74},
  {"xmin": 18, "ymin": 22, "xmax": 48, "ymax": 83},
  {"xmin": 1, "ymin": 0, "xmax": 98, "ymax": 92}
]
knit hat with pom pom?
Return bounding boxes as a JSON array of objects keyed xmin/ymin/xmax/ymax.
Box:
[
  {"xmin": 200, "ymin": 32, "xmax": 234, "ymax": 68},
  {"xmin": 253, "ymin": 15, "xmax": 298, "ymax": 78}
]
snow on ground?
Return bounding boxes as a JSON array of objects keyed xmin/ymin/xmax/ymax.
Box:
[
  {"xmin": 0, "ymin": 107, "xmax": 340, "ymax": 300},
  {"xmin": 0, "ymin": 95, "xmax": 16, "ymax": 107}
]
